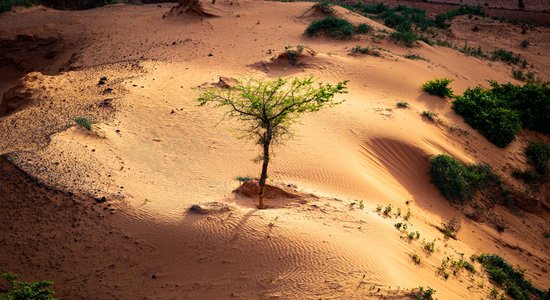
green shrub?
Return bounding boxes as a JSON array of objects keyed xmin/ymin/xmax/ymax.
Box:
[
  {"xmin": 421, "ymin": 111, "xmax": 438, "ymax": 122},
  {"xmin": 422, "ymin": 78, "xmax": 453, "ymax": 98},
  {"xmin": 489, "ymin": 82, "xmax": 550, "ymax": 134},
  {"xmin": 350, "ymin": 45, "xmax": 381, "ymax": 56},
  {"xmin": 459, "ymin": 44, "xmax": 487, "ymax": 58},
  {"xmin": 403, "ymin": 54, "xmax": 425, "ymax": 60},
  {"xmin": 74, "ymin": 116, "xmax": 93, "ymax": 130},
  {"xmin": 0, "ymin": 0, "xmax": 32, "ymax": 12},
  {"xmin": 305, "ymin": 16, "xmax": 355, "ymax": 39},
  {"xmin": 396, "ymin": 101, "xmax": 409, "ymax": 108},
  {"xmin": 414, "ymin": 286, "xmax": 436, "ymax": 300},
  {"xmin": 430, "ymin": 154, "xmax": 495, "ymax": 201},
  {"xmin": 389, "ymin": 30, "xmax": 418, "ymax": 47},
  {"xmin": 476, "ymin": 254, "xmax": 548, "ymax": 300},
  {"xmin": 0, "ymin": 272, "xmax": 58, "ymax": 300},
  {"xmin": 435, "ymin": 5, "xmax": 485, "ymax": 29},
  {"xmin": 491, "ymin": 49, "xmax": 526, "ymax": 65},
  {"xmin": 313, "ymin": 0, "xmax": 335, "ymax": 14},
  {"xmin": 525, "ymin": 141, "xmax": 550, "ymax": 175},
  {"xmin": 452, "ymin": 85, "xmax": 531, "ymax": 148},
  {"xmin": 355, "ymin": 23, "xmax": 372, "ymax": 34}
]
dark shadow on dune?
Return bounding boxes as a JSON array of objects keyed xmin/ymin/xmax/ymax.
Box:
[
  {"xmin": 0, "ymin": 156, "xmax": 310, "ymax": 299},
  {"xmin": 363, "ymin": 137, "xmax": 457, "ymax": 220},
  {"xmin": 413, "ymin": 93, "xmax": 451, "ymax": 112}
]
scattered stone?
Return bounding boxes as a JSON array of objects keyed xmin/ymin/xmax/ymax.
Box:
[{"xmin": 95, "ymin": 196, "xmax": 107, "ymax": 203}]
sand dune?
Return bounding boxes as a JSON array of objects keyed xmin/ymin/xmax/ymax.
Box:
[{"xmin": 0, "ymin": 1, "xmax": 549, "ymax": 299}]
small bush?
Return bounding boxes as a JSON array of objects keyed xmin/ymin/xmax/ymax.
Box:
[
  {"xmin": 423, "ymin": 239, "xmax": 436, "ymax": 253},
  {"xmin": 235, "ymin": 175, "xmax": 253, "ymax": 182},
  {"xmin": 414, "ymin": 286, "xmax": 436, "ymax": 300},
  {"xmin": 74, "ymin": 117, "xmax": 93, "ymax": 130},
  {"xmin": 409, "ymin": 252, "xmax": 422, "ymax": 265},
  {"xmin": 312, "ymin": 0, "xmax": 335, "ymax": 15},
  {"xmin": 454, "ymin": 82, "xmax": 549, "ymax": 147},
  {"xmin": 422, "ymin": 78, "xmax": 453, "ymax": 98},
  {"xmin": 435, "ymin": 5, "xmax": 485, "ymax": 29},
  {"xmin": 441, "ymin": 218, "xmax": 461, "ymax": 239},
  {"xmin": 355, "ymin": 23, "xmax": 373, "ymax": 34},
  {"xmin": 430, "ymin": 154, "xmax": 495, "ymax": 201},
  {"xmin": 477, "ymin": 254, "xmax": 548, "ymax": 300},
  {"xmin": 452, "ymin": 86, "xmax": 524, "ymax": 147},
  {"xmin": 396, "ymin": 101, "xmax": 409, "ymax": 108},
  {"xmin": 525, "ymin": 141, "xmax": 550, "ymax": 175},
  {"xmin": 403, "ymin": 54, "xmax": 425, "ymax": 60},
  {"xmin": 491, "ymin": 49, "xmax": 525, "ymax": 65},
  {"xmin": 306, "ymin": 16, "xmax": 369, "ymax": 39},
  {"xmin": 459, "ymin": 44, "xmax": 487, "ymax": 58},
  {"xmin": 350, "ymin": 45, "xmax": 381, "ymax": 56},
  {"xmin": 389, "ymin": 30, "xmax": 418, "ymax": 47},
  {"xmin": 0, "ymin": 272, "xmax": 58, "ymax": 300},
  {"xmin": 421, "ymin": 111, "xmax": 438, "ymax": 122}
]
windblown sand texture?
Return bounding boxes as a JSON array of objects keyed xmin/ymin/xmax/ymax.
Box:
[{"xmin": 0, "ymin": 1, "xmax": 549, "ymax": 299}]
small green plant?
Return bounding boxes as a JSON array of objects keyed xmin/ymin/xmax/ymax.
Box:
[
  {"xmin": 414, "ymin": 286, "xmax": 436, "ymax": 300},
  {"xmin": 430, "ymin": 154, "xmax": 497, "ymax": 202},
  {"xmin": 389, "ymin": 30, "xmax": 418, "ymax": 47},
  {"xmin": 0, "ymin": 272, "xmax": 58, "ymax": 300},
  {"xmin": 491, "ymin": 49, "xmax": 526, "ymax": 65},
  {"xmin": 423, "ymin": 239, "xmax": 436, "ymax": 253},
  {"xmin": 350, "ymin": 200, "xmax": 365, "ymax": 209},
  {"xmin": 74, "ymin": 116, "xmax": 92, "ymax": 130},
  {"xmin": 305, "ymin": 16, "xmax": 367, "ymax": 39},
  {"xmin": 312, "ymin": 0, "xmax": 335, "ymax": 15},
  {"xmin": 403, "ymin": 208, "xmax": 411, "ymax": 220},
  {"xmin": 376, "ymin": 204, "xmax": 382, "ymax": 212},
  {"xmin": 409, "ymin": 252, "xmax": 422, "ymax": 265},
  {"xmin": 235, "ymin": 176, "xmax": 253, "ymax": 182},
  {"xmin": 421, "ymin": 111, "xmax": 438, "ymax": 122},
  {"xmin": 350, "ymin": 45, "xmax": 381, "ymax": 56},
  {"xmin": 396, "ymin": 101, "xmax": 409, "ymax": 108},
  {"xmin": 525, "ymin": 141, "xmax": 550, "ymax": 175},
  {"xmin": 383, "ymin": 204, "xmax": 392, "ymax": 216},
  {"xmin": 453, "ymin": 82, "xmax": 550, "ymax": 147},
  {"xmin": 284, "ymin": 45, "xmax": 305, "ymax": 66},
  {"xmin": 355, "ymin": 23, "xmax": 373, "ymax": 34},
  {"xmin": 511, "ymin": 69, "xmax": 537, "ymax": 83},
  {"xmin": 403, "ymin": 54, "xmax": 425, "ymax": 60},
  {"xmin": 477, "ymin": 254, "xmax": 548, "ymax": 300},
  {"xmin": 422, "ymin": 78, "xmax": 453, "ymax": 98},
  {"xmin": 441, "ymin": 217, "xmax": 461, "ymax": 239},
  {"xmin": 459, "ymin": 44, "xmax": 487, "ymax": 58}
]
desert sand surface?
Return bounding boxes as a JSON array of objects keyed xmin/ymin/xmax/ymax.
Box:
[{"xmin": 0, "ymin": 1, "xmax": 549, "ymax": 299}]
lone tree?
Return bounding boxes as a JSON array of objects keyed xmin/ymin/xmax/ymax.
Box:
[{"xmin": 198, "ymin": 77, "xmax": 348, "ymax": 209}]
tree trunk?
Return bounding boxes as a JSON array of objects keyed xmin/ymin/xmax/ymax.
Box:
[
  {"xmin": 166, "ymin": 0, "xmax": 216, "ymax": 18},
  {"xmin": 258, "ymin": 134, "xmax": 271, "ymax": 209}
]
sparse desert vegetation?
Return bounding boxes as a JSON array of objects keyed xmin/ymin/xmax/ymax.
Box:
[
  {"xmin": 453, "ymin": 82, "xmax": 550, "ymax": 147},
  {"xmin": 422, "ymin": 78, "xmax": 454, "ymax": 98},
  {"xmin": 305, "ymin": 16, "xmax": 370, "ymax": 39},
  {"xmin": 1, "ymin": 0, "xmax": 549, "ymax": 299}
]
